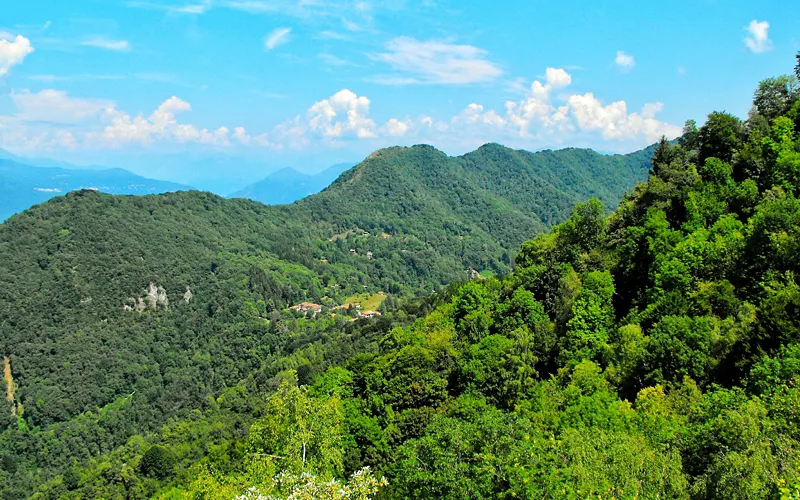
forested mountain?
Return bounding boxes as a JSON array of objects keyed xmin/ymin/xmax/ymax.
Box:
[
  {"xmin": 0, "ymin": 159, "xmax": 192, "ymax": 221},
  {"xmin": 0, "ymin": 142, "xmax": 656, "ymax": 498},
  {"xmin": 229, "ymin": 162, "xmax": 353, "ymax": 204},
  {"xmin": 13, "ymin": 59, "xmax": 798, "ymax": 500}
]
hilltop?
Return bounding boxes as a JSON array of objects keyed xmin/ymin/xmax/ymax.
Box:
[
  {"xmin": 16, "ymin": 61, "xmax": 798, "ymax": 500},
  {"xmin": 0, "ymin": 141, "xmax": 655, "ymax": 497}
]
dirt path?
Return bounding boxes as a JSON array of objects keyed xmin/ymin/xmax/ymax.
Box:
[{"xmin": 3, "ymin": 356, "xmax": 15, "ymax": 416}]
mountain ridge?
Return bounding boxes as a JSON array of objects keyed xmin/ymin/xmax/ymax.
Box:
[
  {"xmin": 0, "ymin": 159, "xmax": 193, "ymax": 222},
  {"xmin": 0, "ymin": 140, "xmax": 656, "ymax": 497}
]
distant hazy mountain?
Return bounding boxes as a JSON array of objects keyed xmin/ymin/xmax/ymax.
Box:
[
  {"xmin": 81, "ymin": 151, "xmax": 287, "ymax": 194},
  {"xmin": 229, "ymin": 162, "xmax": 354, "ymax": 204},
  {"xmin": 0, "ymin": 159, "xmax": 192, "ymax": 221}
]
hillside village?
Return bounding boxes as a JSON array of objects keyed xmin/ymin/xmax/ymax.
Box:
[{"xmin": 288, "ymin": 291, "xmax": 387, "ymax": 321}]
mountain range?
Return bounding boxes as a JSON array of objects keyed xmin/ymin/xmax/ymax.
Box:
[
  {"xmin": 229, "ymin": 162, "xmax": 353, "ymax": 204},
  {"xmin": 0, "ymin": 141, "xmax": 656, "ymax": 497},
  {"xmin": 0, "ymin": 146, "xmax": 360, "ymax": 220},
  {"xmin": 0, "ymin": 149, "xmax": 193, "ymax": 222}
]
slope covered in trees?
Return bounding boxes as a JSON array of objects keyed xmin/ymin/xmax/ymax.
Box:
[
  {"xmin": 0, "ymin": 143, "xmax": 653, "ymax": 498},
  {"xmin": 26, "ymin": 58, "xmax": 800, "ymax": 500}
]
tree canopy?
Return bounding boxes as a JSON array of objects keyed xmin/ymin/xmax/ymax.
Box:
[{"xmin": 3, "ymin": 60, "xmax": 800, "ymax": 500}]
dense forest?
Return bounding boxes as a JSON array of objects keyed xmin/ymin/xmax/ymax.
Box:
[
  {"xmin": 38, "ymin": 56, "xmax": 800, "ymax": 500},
  {"xmin": 0, "ymin": 142, "xmax": 654, "ymax": 497},
  {"xmin": 136, "ymin": 60, "xmax": 800, "ymax": 500},
  {"xmin": 1, "ymin": 57, "xmax": 798, "ymax": 500}
]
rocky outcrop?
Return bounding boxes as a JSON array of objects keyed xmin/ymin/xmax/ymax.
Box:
[{"xmin": 124, "ymin": 282, "xmax": 170, "ymax": 312}]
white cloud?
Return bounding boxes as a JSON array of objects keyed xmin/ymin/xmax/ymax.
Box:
[
  {"xmin": 0, "ymin": 66, "xmax": 681, "ymax": 156},
  {"xmin": 0, "ymin": 34, "xmax": 34, "ymax": 76},
  {"xmin": 614, "ymin": 51, "xmax": 635, "ymax": 72},
  {"xmin": 545, "ymin": 67, "xmax": 571, "ymax": 88},
  {"xmin": 420, "ymin": 116, "xmax": 449, "ymax": 132},
  {"xmin": 11, "ymin": 89, "xmax": 111, "ymax": 124},
  {"xmin": 744, "ymin": 20, "xmax": 772, "ymax": 54},
  {"xmin": 384, "ymin": 118, "xmax": 411, "ymax": 137},
  {"xmin": 265, "ymin": 27, "xmax": 292, "ymax": 50},
  {"xmin": 233, "ymin": 126, "xmax": 251, "ymax": 144},
  {"xmin": 434, "ymin": 67, "xmax": 679, "ymax": 150},
  {"xmin": 82, "ymin": 38, "xmax": 131, "ymax": 51},
  {"xmin": 500, "ymin": 68, "xmax": 573, "ymax": 136},
  {"xmin": 101, "ymin": 96, "xmax": 232, "ymax": 146},
  {"xmin": 567, "ymin": 94, "xmax": 681, "ymax": 143},
  {"xmin": 307, "ymin": 89, "xmax": 376, "ymax": 139},
  {"xmin": 372, "ymin": 37, "xmax": 502, "ymax": 85},
  {"xmin": 173, "ymin": 2, "xmax": 211, "ymax": 14},
  {"xmin": 149, "ymin": 96, "xmax": 192, "ymax": 131}
]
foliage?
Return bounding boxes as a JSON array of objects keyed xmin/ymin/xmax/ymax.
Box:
[
  {"xmin": 0, "ymin": 142, "xmax": 653, "ymax": 497},
  {"xmin": 4, "ymin": 59, "xmax": 800, "ymax": 500}
]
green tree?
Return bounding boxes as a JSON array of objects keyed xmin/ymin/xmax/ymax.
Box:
[
  {"xmin": 679, "ymin": 119, "xmax": 701, "ymax": 156},
  {"xmin": 700, "ymin": 111, "xmax": 744, "ymax": 164},
  {"xmin": 561, "ymin": 271, "xmax": 615, "ymax": 364},
  {"xmin": 139, "ymin": 445, "xmax": 176, "ymax": 480},
  {"xmin": 247, "ymin": 381, "xmax": 345, "ymax": 475},
  {"xmin": 753, "ymin": 75, "xmax": 799, "ymax": 122},
  {"xmin": 647, "ymin": 316, "xmax": 720, "ymax": 382}
]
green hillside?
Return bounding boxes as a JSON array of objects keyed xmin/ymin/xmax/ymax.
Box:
[
  {"xmin": 20, "ymin": 59, "xmax": 799, "ymax": 500},
  {"xmin": 0, "ymin": 142, "xmax": 653, "ymax": 498}
]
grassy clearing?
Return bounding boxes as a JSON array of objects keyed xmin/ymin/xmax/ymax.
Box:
[{"xmin": 342, "ymin": 292, "xmax": 386, "ymax": 311}]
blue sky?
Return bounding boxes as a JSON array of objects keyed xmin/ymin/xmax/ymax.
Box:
[{"xmin": 0, "ymin": 0, "xmax": 798, "ymax": 186}]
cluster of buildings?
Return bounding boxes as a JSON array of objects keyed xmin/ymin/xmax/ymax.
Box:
[
  {"xmin": 288, "ymin": 302, "xmax": 323, "ymax": 315},
  {"xmin": 288, "ymin": 301, "xmax": 383, "ymax": 321}
]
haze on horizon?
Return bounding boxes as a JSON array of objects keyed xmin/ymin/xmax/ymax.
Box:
[{"xmin": 0, "ymin": 0, "xmax": 797, "ymax": 188}]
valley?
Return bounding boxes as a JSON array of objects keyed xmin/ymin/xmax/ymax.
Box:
[{"xmin": 0, "ymin": 8, "xmax": 797, "ymax": 495}]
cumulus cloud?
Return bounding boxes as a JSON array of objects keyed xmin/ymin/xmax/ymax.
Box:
[
  {"xmin": 233, "ymin": 126, "xmax": 250, "ymax": 144},
  {"xmin": 744, "ymin": 20, "xmax": 772, "ymax": 54},
  {"xmin": 614, "ymin": 51, "xmax": 635, "ymax": 71},
  {"xmin": 11, "ymin": 89, "xmax": 111, "ymax": 124},
  {"xmin": 101, "ymin": 96, "xmax": 232, "ymax": 146},
  {"xmin": 265, "ymin": 27, "xmax": 291, "ymax": 50},
  {"xmin": 384, "ymin": 118, "xmax": 411, "ymax": 137},
  {"xmin": 544, "ymin": 67, "xmax": 572, "ymax": 89},
  {"xmin": 0, "ymin": 34, "xmax": 34, "ymax": 76},
  {"xmin": 372, "ymin": 37, "xmax": 502, "ymax": 85},
  {"xmin": 501, "ymin": 68, "xmax": 573, "ymax": 137},
  {"xmin": 441, "ymin": 67, "xmax": 679, "ymax": 149},
  {"xmin": 567, "ymin": 94, "xmax": 681, "ymax": 143},
  {"xmin": 307, "ymin": 89, "xmax": 376, "ymax": 139},
  {"xmin": 82, "ymin": 38, "xmax": 131, "ymax": 51},
  {"xmin": 0, "ymin": 67, "xmax": 681, "ymax": 155}
]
